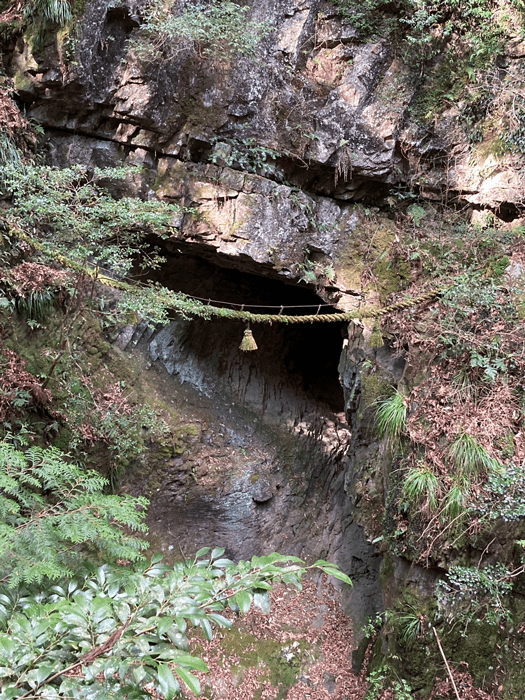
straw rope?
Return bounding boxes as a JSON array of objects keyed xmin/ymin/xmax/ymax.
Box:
[{"xmin": 8, "ymin": 226, "xmax": 449, "ymax": 323}]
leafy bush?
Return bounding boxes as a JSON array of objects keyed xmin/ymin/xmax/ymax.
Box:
[
  {"xmin": 209, "ymin": 137, "xmax": 281, "ymax": 178},
  {"xmin": 132, "ymin": 0, "xmax": 270, "ymax": 62},
  {"xmin": 475, "ymin": 462, "xmax": 525, "ymax": 522},
  {"xmin": 0, "ymin": 550, "xmax": 351, "ymax": 698},
  {"xmin": 437, "ymin": 563, "xmax": 514, "ymax": 628},
  {"xmin": 1, "ymin": 163, "xmax": 177, "ymax": 279}
]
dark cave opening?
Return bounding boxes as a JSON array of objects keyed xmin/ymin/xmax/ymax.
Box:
[{"xmin": 139, "ymin": 245, "xmax": 347, "ymax": 415}]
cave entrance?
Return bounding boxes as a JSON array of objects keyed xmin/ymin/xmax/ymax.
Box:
[{"xmin": 141, "ymin": 247, "xmax": 347, "ymax": 416}]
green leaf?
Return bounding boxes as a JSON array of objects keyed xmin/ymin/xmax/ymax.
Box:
[
  {"xmin": 36, "ymin": 663, "xmax": 55, "ymax": 683},
  {"xmin": 157, "ymin": 616, "xmax": 174, "ymax": 636},
  {"xmin": 211, "ymin": 547, "xmax": 225, "ymax": 560},
  {"xmin": 201, "ymin": 618, "xmax": 213, "ymax": 641},
  {"xmin": 170, "ymin": 652, "xmax": 208, "ymax": 672},
  {"xmin": 234, "ymin": 590, "xmax": 252, "ymax": 614},
  {"xmin": 157, "ymin": 663, "xmax": 180, "ymax": 700},
  {"xmin": 194, "ymin": 547, "xmax": 211, "ymax": 558},
  {"xmin": 207, "ymin": 613, "xmax": 232, "ymax": 628},
  {"xmin": 212, "ymin": 558, "xmax": 233, "ymax": 568},
  {"xmin": 174, "ymin": 665, "xmax": 201, "ymax": 695},
  {"xmin": 313, "ymin": 559, "xmax": 334, "ymax": 567},
  {"xmin": 175, "ymin": 616, "xmax": 187, "ymax": 633},
  {"xmin": 319, "ymin": 568, "xmax": 353, "ymax": 586}
]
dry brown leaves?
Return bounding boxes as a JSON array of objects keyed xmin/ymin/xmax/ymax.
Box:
[
  {"xmin": 78, "ymin": 380, "xmax": 135, "ymax": 444},
  {"xmin": 383, "ymin": 285, "xmax": 524, "ymax": 473},
  {"xmin": 0, "ymin": 0, "xmax": 23, "ymax": 27},
  {"xmin": 0, "ymin": 348, "xmax": 52, "ymax": 421},
  {"xmin": 60, "ymin": 580, "xmax": 493, "ymax": 699},
  {"xmin": 0, "ymin": 83, "xmax": 37, "ymax": 153},
  {"xmin": 429, "ymin": 669, "xmax": 497, "ymax": 700},
  {"xmin": 182, "ymin": 579, "xmax": 367, "ymax": 700},
  {"xmin": 2, "ymin": 261, "xmax": 68, "ymax": 295},
  {"xmin": 407, "ymin": 378, "xmax": 521, "ymax": 475}
]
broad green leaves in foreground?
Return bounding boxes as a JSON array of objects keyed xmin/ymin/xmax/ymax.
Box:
[{"xmin": 0, "ymin": 550, "xmax": 351, "ymax": 698}]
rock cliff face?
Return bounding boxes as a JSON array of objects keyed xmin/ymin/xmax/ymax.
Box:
[
  {"xmin": 4, "ymin": 0, "xmax": 525, "ymax": 688},
  {"xmin": 11, "ymin": 0, "xmax": 525, "ymax": 216}
]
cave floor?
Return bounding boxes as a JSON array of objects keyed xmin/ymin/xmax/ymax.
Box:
[{"xmin": 185, "ymin": 578, "xmax": 366, "ymax": 700}]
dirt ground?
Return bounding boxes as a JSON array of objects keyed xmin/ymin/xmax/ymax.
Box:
[{"xmin": 184, "ymin": 578, "xmax": 368, "ymax": 700}]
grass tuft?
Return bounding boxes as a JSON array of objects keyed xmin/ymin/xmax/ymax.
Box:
[
  {"xmin": 402, "ymin": 465, "xmax": 440, "ymax": 514},
  {"xmin": 16, "ymin": 289, "xmax": 56, "ymax": 323},
  {"xmin": 375, "ymin": 390, "xmax": 407, "ymax": 443},
  {"xmin": 448, "ymin": 432, "xmax": 499, "ymax": 481},
  {"xmin": 441, "ymin": 483, "xmax": 470, "ymax": 523}
]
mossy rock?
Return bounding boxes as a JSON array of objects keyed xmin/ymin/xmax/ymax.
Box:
[
  {"xmin": 333, "ymin": 210, "xmax": 409, "ymax": 302},
  {"xmin": 200, "ymin": 627, "xmax": 314, "ymax": 699}
]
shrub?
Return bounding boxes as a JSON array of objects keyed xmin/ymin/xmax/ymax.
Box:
[
  {"xmin": 0, "ymin": 550, "xmax": 351, "ymax": 697},
  {"xmin": 132, "ymin": 0, "xmax": 270, "ymax": 62}
]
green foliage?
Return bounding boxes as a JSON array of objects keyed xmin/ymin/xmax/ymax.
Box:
[
  {"xmin": 375, "ymin": 390, "xmax": 407, "ymax": 444},
  {"xmin": 402, "ymin": 0, "xmax": 505, "ymax": 63},
  {"xmin": 437, "ymin": 563, "xmax": 514, "ymax": 629},
  {"xmin": 1, "ymin": 163, "xmax": 177, "ymax": 278},
  {"xmin": 475, "ymin": 462, "xmax": 525, "ymax": 522},
  {"xmin": 0, "ymin": 133, "xmax": 23, "ymax": 168},
  {"xmin": 64, "ymin": 395, "xmax": 171, "ymax": 490},
  {"xmin": 15, "ymin": 289, "xmax": 56, "ymax": 323},
  {"xmin": 1, "ymin": 162, "xmax": 192, "ymax": 327},
  {"xmin": 25, "ymin": 0, "xmax": 71, "ymax": 25},
  {"xmin": 0, "ymin": 436, "xmax": 148, "ymax": 585},
  {"xmin": 406, "ymin": 204, "xmax": 427, "ymax": 227},
  {"xmin": 209, "ymin": 137, "xmax": 281, "ymax": 178},
  {"xmin": 0, "ymin": 550, "xmax": 351, "ymax": 698},
  {"xmin": 438, "ymin": 273, "xmax": 519, "ymax": 384},
  {"xmin": 132, "ymin": 0, "xmax": 270, "ymax": 62},
  {"xmin": 440, "ymin": 482, "xmax": 469, "ymax": 522},
  {"xmin": 401, "ymin": 464, "xmax": 440, "ymax": 513},
  {"xmin": 332, "ymin": 0, "xmax": 401, "ymax": 39},
  {"xmin": 500, "ymin": 101, "xmax": 525, "ymax": 159},
  {"xmin": 366, "ymin": 664, "xmax": 413, "ymax": 700}
]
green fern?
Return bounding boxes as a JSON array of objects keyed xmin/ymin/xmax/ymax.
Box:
[{"xmin": 0, "ymin": 436, "xmax": 148, "ymax": 585}]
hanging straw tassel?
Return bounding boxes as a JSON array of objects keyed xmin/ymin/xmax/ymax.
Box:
[
  {"xmin": 369, "ymin": 319, "xmax": 384, "ymax": 349},
  {"xmin": 240, "ymin": 327, "xmax": 258, "ymax": 351}
]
